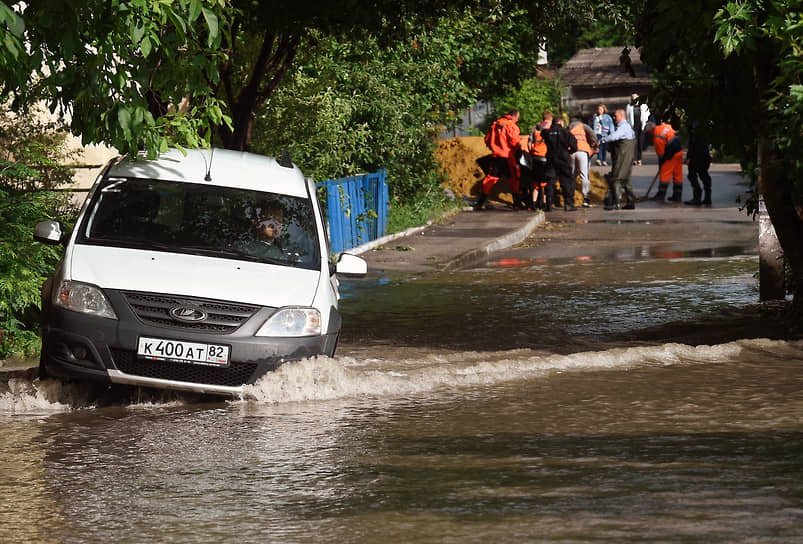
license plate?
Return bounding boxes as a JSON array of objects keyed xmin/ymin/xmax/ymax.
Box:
[{"xmin": 137, "ymin": 337, "xmax": 230, "ymax": 367}]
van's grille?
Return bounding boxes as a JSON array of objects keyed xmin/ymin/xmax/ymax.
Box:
[
  {"xmin": 122, "ymin": 291, "xmax": 260, "ymax": 333},
  {"xmin": 110, "ymin": 349, "xmax": 259, "ymax": 387}
]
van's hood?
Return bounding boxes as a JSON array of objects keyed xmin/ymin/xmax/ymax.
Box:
[{"xmin": 68, "ymin": 245, "xmax": 321, "ymax": 307}]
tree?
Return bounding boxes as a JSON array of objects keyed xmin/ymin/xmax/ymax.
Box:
[
  {"xmin": 0, "ymin": 1, "xmax": 600, "ymax": 156},
  {"xmin": 636, "ymin": 0, "xmax": 803, "ymax": 313},
  {"xmin": 0, "ymin": 0, "xmax": 231, "ymax": 157},
  {"xmin": 250, "ymin": 8, "xmax": 555, "ymax": 201}
]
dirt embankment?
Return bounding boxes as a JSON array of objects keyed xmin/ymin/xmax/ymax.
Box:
[{"xmin": 436, "ymin": 136, "xmax": 610, "ymax": 207}]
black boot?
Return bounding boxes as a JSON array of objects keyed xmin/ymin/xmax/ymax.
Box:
[
  {"xmin": 474, "ymin": 193, "xmax": 487, "ymax": 211},
  {"xmin": 622, "ymin": 186, "xmax": 637, "ymax": 209},
  {"xmin": 669, "ymin": 183, "xmax": 683, "ymax": 202},
  {"xmin": 685, "ymin": 185, "xmax": 702, "ymax": 206},
  {"xmin": 544, "ymin": 184, "xmax": 555, "ymax": 212},
  {"xmin": 651, "ymin": 183, "xmax": 668, "ymax": 202},
  {"xmin": 604, "ymin": 190, "xmax": 621, "ymax": 210},
  {"xmin": 702, "ymin": 189, "xmax": 712, "ymax": 206}
]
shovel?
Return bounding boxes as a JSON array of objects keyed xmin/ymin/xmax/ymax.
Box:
[{"xmin": 637, "ymin": 170, "xmax": 660, "ymax": 202}]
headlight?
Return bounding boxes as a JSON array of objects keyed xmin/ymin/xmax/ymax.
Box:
[
  {"xmin": 54, "ymin": 280, "xmax": 118, "ymax": 320},
  {"xmin": 256, "ymin": 307, "xmax": 321, "ymax": 337}
]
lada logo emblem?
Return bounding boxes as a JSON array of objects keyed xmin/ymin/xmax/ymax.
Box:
[{"xmin": 169, "ymin": 306, "xmax": 208, "ymax": 322}]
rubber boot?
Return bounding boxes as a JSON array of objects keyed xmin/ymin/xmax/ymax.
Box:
[
  {"xmin": 622, "ymin": 186, "xmax": 636, "ymax": 209},
  {"xmin": 650, "ymin": 183, "xmax": 668, "ymax": 202},
  {"xmin": 702, "ymin": 188, "xmax": 712, "ymax": 207},
  {"xmin": 669, "ymin": 183, "xmax": 683, "ymax": 202},
  {"xmin": 544, "ymin": 183, "xmax": 555, "ymax": 212},
  {"xmin": 474, "ymin": 192, "xmax": 487, "ymax": 211},
  {"xmin": 605, "ymin": 185, "xmax": 621, "ymax": 210}
]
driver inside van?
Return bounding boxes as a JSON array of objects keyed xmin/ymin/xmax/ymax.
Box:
[{"xmin": 235, "ymin": 202, "xmax": 287, "ymax": 260}]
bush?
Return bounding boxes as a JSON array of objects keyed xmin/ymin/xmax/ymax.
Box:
[
  {"xmin": 0, "ymin": 106, "xmax": 78, "ymax": 359},
  {"xmin": 487, "ymin": 76, "xmax": 562, "ymax": 133}
]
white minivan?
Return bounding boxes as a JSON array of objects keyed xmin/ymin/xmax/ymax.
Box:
[{"xmin": 34, "ymin": 148, "xmax": 367, "ymax": 396}]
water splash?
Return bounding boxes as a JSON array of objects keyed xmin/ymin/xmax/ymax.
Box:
[
  {"xmin": 0, "ymin": 376, "xmax": 73, "ymax": 413},
  {"xmin": 2, "ymin": 339, "xmax": 800, "ymax": 411},
  {"xmin": 241, "ymin": 339, "xmax": 803, "ymax": 404}
]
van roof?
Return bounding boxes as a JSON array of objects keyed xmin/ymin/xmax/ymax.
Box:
[{"xmin": 107, "ymin": 148, "xmax": 310, "ymax": 198}]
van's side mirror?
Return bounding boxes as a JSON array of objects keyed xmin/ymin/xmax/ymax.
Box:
[
  {"xmin": 33, "ymin": 220, "xmax": 65, "ymax": 245},
  {"xmin": 334, "ymin": 253, "xmax": 367, "ymax": 277}
]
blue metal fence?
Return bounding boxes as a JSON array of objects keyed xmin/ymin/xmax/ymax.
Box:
[{"xmin": 317, "ymin": 169, "xmax": 388, "ymax": 254}]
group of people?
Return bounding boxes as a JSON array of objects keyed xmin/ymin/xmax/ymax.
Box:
[
  {"xmin": 474, "ymin": 108, "xmax": 594, "ymax": 212},
  {"xmin": 475, "ymin": 93, "xmax": 712, "ymax": 212}
]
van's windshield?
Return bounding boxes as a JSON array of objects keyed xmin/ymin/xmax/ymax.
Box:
[{"xmin": 77, "ymin": 178, "xmax": 321, "ymax": 270}]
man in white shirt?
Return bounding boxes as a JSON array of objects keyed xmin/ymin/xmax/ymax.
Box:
[{"xmin": 601, "ymin": 109, "xmax": 637, "ymax": 209}]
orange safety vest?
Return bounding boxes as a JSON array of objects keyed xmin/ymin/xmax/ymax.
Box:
[
  {"xmin": 484, "ymin": 115, "xmax": 521, "ymax": 158},
  {"xmin": 528, "ymin": 122, "xmax": 549, "ymax": 157},
  {"xmin": 652, "ymin": 123, "xmax": 676, "ymax": 157},
  {"xmin": 569, "ymin": 123, "xmax": 592, "ymax": 154}
]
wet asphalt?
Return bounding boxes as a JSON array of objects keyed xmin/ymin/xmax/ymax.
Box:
[{"xmin": 355, "ymin": 155, "xmax": 752, "ymax": 275}]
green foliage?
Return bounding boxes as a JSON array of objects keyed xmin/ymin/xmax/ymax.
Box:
[
  {"xmin": 713, "ymin": 0, "xmax": 803, "ymax": 189},
  {"xmin": 251, "ymin": 33, "xmax": 438, "ymax": 202},
  {"xmin": 0, "ymin": 0, "xmax": 232, "ymax": 158},
  {"xmin": 0, "ymin": 106, "xmax": 77, "ymax": 358},
  {"xmin": 489, "ymin": 76, "xmax": 562, "ymax": 133},
  {"xmin": 251, "ymin": 20, "xmax": 465, "ymax": 202}
]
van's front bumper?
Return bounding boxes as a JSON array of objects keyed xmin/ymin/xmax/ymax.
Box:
[{"xmin": 40, "ymin": 298, "xmax": 340, "ymax": 397}]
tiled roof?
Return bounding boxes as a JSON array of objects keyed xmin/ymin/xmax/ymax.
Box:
[{"xmin": 559, "ymin": 46, "xmax": 651, "ymax": 88}]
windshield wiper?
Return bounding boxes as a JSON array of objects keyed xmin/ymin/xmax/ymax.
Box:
[
  {"xmin": 181, "ymin": 245, "xmax": 292, "ymax": 266},
  {"xmin": 92, "ymin": 238, "xmax": 174, "ymax": 251},
  {"xmin": 182, "ymin": 245, "xmax": 251, "ymax": 258}
]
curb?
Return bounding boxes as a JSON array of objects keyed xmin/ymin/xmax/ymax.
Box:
[
  {"xmin": 440, "ymin": 212, "xmax": 545, "ymax": 271},
  {"xmin": 348, "ymin": 222, "xmax": 433, "ymax": 256}
]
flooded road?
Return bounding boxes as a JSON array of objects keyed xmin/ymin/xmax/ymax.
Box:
[{"xmin": 2, "ymin": 213, "xmax": 802, "ymax": 543}]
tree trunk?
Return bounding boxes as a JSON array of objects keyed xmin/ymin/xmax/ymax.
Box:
[
  {"xmin": 755, "ymin": 55, "xmax": 803, "ymax": 312},
  {"xmin": 217, "ymin": 31, "xmax": 299, "ymax": 152}
]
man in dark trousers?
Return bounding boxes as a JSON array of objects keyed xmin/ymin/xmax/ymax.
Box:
[
  {"xmin": 540, "ymin": 116, "xmax": 578, "ymax": 211},
  {"xmin": 685, "ymin": 121, "xmax": 713, "ymax": 206}
]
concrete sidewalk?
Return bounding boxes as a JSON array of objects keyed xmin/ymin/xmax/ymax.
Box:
[
  {"xmin": 353, "ymin": 208, "xmax": 544, "ymax": 274},
  {"xmin": 355, "ymin": 155, "xmax": 751, "ymax": 276}
]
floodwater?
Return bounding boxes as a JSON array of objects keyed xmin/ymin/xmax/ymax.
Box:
[{"xmin": 2, "ymin": 237, "xmax": 802, "ymax": 543}]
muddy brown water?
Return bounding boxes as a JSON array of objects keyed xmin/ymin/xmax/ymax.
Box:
[{"xmin": 2, "ymin": 224, "xmax": 802, "ymax": 543}]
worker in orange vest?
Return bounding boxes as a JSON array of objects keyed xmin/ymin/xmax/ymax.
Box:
[
  {"xmin": 648, "ymin": 119, "xmax": 684, "ymax": 202},
  {"xmin": 568, "ymin": 118, "xmax": 597, "ymax": 207},
  {"xmin": 475, "ymin": 110, "xmax": 522, "ymax": 211},
  {"xmin": 527, "ymin": 111, "xmax": 552, "ymax": 210}
]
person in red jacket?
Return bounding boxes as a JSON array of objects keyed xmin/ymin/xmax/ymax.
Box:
[
  {"xmin": 475, "ymin": 110, "xmax": 522, "ymax": 211},
  {"xmin": 648, "ymin": 119, "xmax": 684, "ymax": 202}
]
